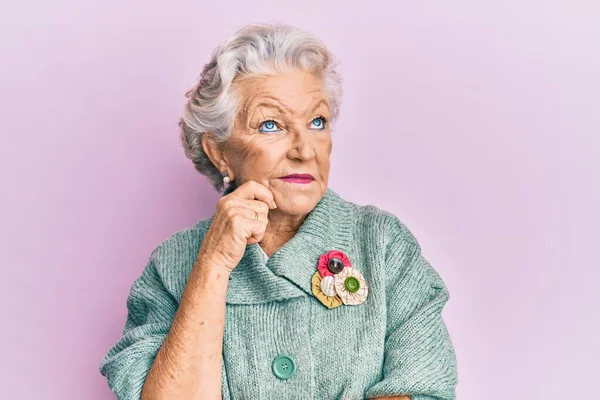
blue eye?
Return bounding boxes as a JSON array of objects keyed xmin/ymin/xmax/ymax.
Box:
[
  {"xmin": 310, "ymin": 116, "xmax": 328, "ymax": 130},
  {"xmin": 259, "ymin": 120, "xmax": 281, "ymax": 133}
]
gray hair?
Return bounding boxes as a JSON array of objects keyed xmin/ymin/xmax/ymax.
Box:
[{"xmin": 178, "ymin": 22, "xmax": 344, "ymax": 193}]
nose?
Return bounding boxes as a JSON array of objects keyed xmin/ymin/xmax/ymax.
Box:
[{"xmin": 288, "ymin": 127, "xmax": 315, "ymax": 161}]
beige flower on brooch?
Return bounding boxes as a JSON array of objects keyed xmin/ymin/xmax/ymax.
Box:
[
  {"xmin": 311, "ymin": 271, "xmax": 343, "ymax": 309},
  {"xmin": 334, "ymin": 267, "xmax": 368, "ymax": 305}
]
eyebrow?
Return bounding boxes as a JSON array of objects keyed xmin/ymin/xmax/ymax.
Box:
[{"xmin": 247, "ymin": 98, "xmax": 329, "ymax": 118}]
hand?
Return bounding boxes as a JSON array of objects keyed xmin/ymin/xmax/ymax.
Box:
[{"xmin": 197, "ymin": 180, "xmax": 277, "ymax": 273}]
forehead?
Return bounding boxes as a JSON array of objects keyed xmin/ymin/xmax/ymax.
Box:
[{"xmin": 234, "ymin": 70, "xmax": 329, "ymax": 117}]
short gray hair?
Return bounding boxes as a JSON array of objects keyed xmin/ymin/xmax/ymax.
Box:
[{"xmin": 178, "ymin": 22, "xmax": 344, "ymax": 193}]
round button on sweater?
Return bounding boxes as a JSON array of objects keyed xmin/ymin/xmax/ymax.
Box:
[{"xmin": 272, "ymin": 355, "xmax": 296, "ymax": 380}]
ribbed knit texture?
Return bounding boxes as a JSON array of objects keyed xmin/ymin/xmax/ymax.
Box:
[{"xmin": 99, "ymin": 187, "xmax": 458, "ymax": 399}]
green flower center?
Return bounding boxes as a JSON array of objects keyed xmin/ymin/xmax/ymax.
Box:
[{"xmin": 344, "ymin": 276, "xmax": 360, "ymax": 292}]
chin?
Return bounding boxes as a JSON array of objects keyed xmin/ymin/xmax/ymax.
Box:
[{"xmin": 274, "ymin": 188, "xmax": 321, "ymax": 215}]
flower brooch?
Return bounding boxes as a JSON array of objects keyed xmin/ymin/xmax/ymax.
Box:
[{"xmin": 311, "ymin": 250, "xmax": 368, "ymax": 309}]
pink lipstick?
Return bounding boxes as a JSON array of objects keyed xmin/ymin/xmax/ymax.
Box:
[{"xmin": 279, "ymin": 173, "xmax": 314, "ymax": 184}]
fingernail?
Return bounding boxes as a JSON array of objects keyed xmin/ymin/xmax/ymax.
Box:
[{"xmin": 272, "ymin": 202, "xmax": 277, "ymax": 209}]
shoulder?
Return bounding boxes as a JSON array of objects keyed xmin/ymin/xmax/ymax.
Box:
[
  {"xmin": 337, "ymin": 196, "xmax": 449, "ymax": 295},
  {"xmin": 150, "ymin": 216, "xmax": 213, "ymax": 260},
  {"xmin": 143, "ymin": 216, "xmax": 215, "ymax": 299},
  {"xmin": 335, "ymin": 191, "xmax": 421, "ymax": 250}
]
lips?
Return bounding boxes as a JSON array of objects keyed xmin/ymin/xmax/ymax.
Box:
[
  {"xmin": 279, "ymin": 173, "xmax": 314, "ymax": 184},
  {"xmin": 281, "ymin": 173, "xmax": 314, "ymax": 179}
]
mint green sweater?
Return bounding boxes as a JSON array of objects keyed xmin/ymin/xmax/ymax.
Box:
[{"xmin": 99, "ymin": 188, "xmax": 458, "ymax": 399}]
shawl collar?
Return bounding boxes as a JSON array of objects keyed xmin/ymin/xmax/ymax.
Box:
[{"xmin": 211, "ymin": 187, "xmax": 355, "ymax": 305}]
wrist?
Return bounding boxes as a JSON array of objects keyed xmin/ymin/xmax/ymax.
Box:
[{"xmin": 194, "ymin": 254, "xmax": 234, "ymax": 277}]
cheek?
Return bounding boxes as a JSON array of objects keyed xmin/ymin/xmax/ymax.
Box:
[
  {"xmin": 315, "ymin": 138, "xmax": 333, "ymax": 161},
  {"xmin": 315, "ymin": 134, "xmax": 332, "ymax": 152},
  {"xmin": 240, "ymin": 146, "xmax": 284, "ymax": 175}
]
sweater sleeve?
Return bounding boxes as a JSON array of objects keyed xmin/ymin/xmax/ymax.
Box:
[
  {"xmin": 99, "ymin": 248, "xmax": 178, "ymax": 399},
  {"xmin": 365, "ymin": 218, "xmax": 458, "ymax": 400}
]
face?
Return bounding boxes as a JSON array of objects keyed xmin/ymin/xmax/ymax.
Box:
[{"xmin": 217, "ymin": 69, "xmax": 332, "ymax": 216}]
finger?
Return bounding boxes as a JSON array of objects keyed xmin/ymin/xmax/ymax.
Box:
[
  {"xmin": 231, "ymin": 214, "xmax": 267, "ymax": 244},
  {"xmin": 235, "ymin": 198, "xmax": 270, "ymax": 218},
  {"xmin": 232, "ymin": 180, "xmax": 277, "ymax": 209},
  {"xmin": 234, "ymin": 206, "xmax": 269, "ymax": 224},
  {"xmin": 223, "ymin": 198, "xmax": 270, "ymax": 222},
  {"xmin": 247, "ymin": 219, "xmax": 267, "ymax": 243}
]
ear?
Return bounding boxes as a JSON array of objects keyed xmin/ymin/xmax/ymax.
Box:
[{"xmin": 201, "ymin": 133, "xmax": 230, "ymax": 175}]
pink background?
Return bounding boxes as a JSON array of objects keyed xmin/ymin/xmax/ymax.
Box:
[{"xmin": 1, "ymin": 1, "xmax": 598, "ymax": 399}]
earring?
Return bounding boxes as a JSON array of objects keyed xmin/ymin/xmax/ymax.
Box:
[{"xmin": 221, "ymin": 170, "xmax": 231, "ymax": 184}]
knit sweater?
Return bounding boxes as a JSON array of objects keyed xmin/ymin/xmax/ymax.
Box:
[{"xmin": 99, "ymin": 187, "xmax": 458, "ymax": 399}]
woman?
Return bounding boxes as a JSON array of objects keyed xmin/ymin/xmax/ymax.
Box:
[{"xmin": 99, "ymin": 23, "xmax": 458, "ymax": 400}]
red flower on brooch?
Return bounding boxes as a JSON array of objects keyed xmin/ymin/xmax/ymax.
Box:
[
  {"xmin": 317, "ymin": 250, "xmax": 352, "ymax": 278},
  {"xmin": 311, "ymin": 249, "xmax": 368, "ymax": 309}
]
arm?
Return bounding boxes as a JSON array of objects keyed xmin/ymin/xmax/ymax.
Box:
[
  {"xmin": 99, "ymin": 249, "xmax": 230, "ymax": 400},
  {"xmin": 100, "ymin": 180, "xmax": 275, "ymax": 399},
  {"xmin": 141, "ymin": 255, "xmax": 230, "ymax": 399},
  {"xmin": 365, "ymin": 218, "xmax": 458, "ymax": 400}
]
